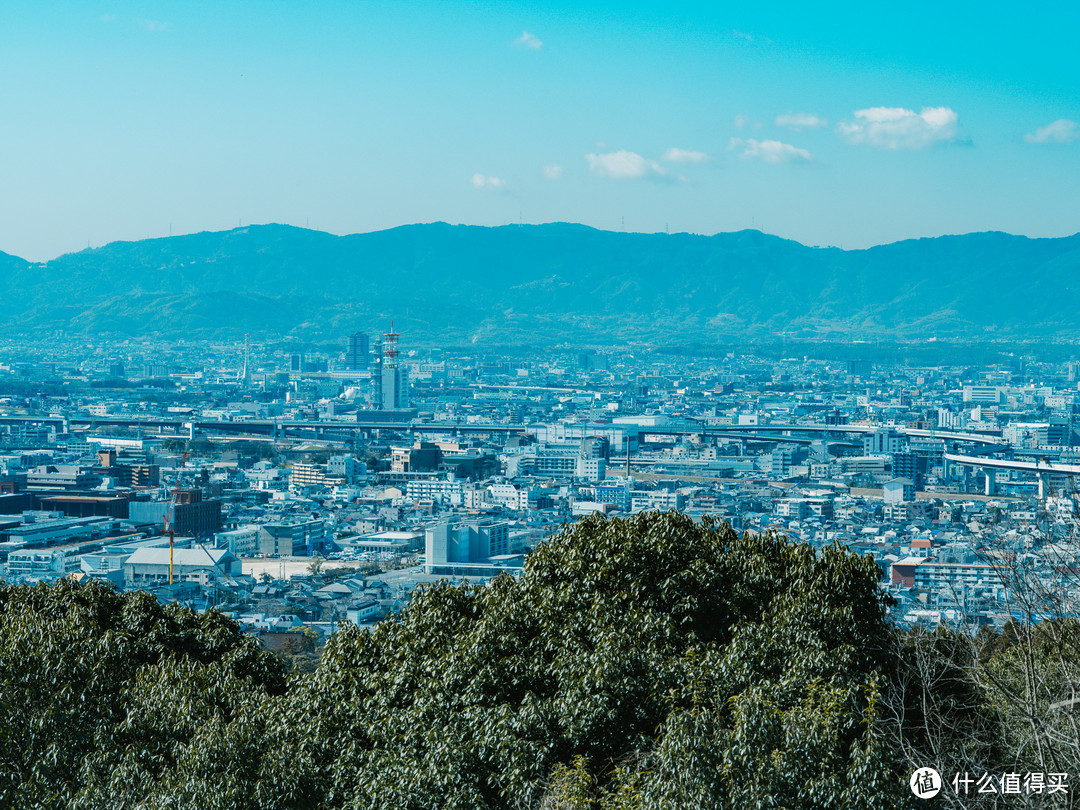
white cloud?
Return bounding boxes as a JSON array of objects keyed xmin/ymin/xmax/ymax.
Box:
[
  {"xmin": 470, "ymin": 173, "xmax": 506, "ymax": 190},
  {"xmin": 139, "ymin": 19, "xmax": 169, "ymax": 32},
  {"xmin": 513, "ymin": 30, "xmax": 542, "ymax": 50},
  {"xmin": 661, "ymin": 148, "xmax": 708, "ymax": 164},
  {"xmin": 585, "ymin": 150, "xmax": 666, "ymax": 180},
  {"xmin": 775, "ymin": 112, "xmax": 827, "ymax": 130},
  {"xmin": 543, "ymin": 163, "xmax": 564, "ymax": 180},
  {"xmin": 733, "ymin": 114, "xmax": 765, "ymax": 131},
  {"xmin": 729, "ymin": 138, "xmax": 813, "ymax": 164},
  {"xmin": 837, "ymin": 106, "xmax": 961, "ymax": 149},
  {"xmin": 1025, "ymin": 119, "xmax": 1080, "ymax": 144},
  {"xmin": 732, "ymin": 29, "xmax": 773, "ymax": 45}
]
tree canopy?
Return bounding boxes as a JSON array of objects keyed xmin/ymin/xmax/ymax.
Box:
[
  {"xmin": 0, "ymin": 512, "xmax": 943, "ymax": 808},
  {"xmin": 0, "ymin": 580, "xmax": 288, "ymax": 808}
]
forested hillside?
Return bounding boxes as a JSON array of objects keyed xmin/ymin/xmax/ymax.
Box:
[{"xmin": 2, "ymin": 224, "xmax": 1080, "ymax": 342}]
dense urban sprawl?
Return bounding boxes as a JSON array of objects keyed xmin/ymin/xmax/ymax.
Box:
[{"xmin": 3, "ymin": 333, "xmax": 1079, "ymax": 646}]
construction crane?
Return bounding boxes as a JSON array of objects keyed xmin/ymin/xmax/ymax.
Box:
[
  {"xmin": 163, "ymin": 451, "xmax": 188, "ymax": 585},
  {"xmin": 163, "ymin": 451, "xmax": 239, "ymax": 604}
]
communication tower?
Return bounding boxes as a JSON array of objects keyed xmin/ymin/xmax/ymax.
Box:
[{"xmin": 384, "ymin": 321, "xmax": 399, "ymax": 370}]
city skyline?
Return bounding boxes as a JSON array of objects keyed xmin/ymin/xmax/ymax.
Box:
[{"xmin": 2, "ymin": 1, "xmax": 1078, "ymax": 261}]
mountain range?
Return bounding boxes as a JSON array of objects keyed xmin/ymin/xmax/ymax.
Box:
[{"xmin": 2, "ymin": 222, "xmax": 1078, "ymax": 344}]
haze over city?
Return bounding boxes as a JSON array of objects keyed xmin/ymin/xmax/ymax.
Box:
[{"xmin": 2, "ymin": 0, "xmax": 1079, "ymax": 261}]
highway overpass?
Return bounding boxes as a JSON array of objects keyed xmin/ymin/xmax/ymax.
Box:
[
  {"xmin": 944, "ymin": 452, "xmax": 1080, "ymax": 498},
  {"xmin": 0, "ymin": 413, "xmax": 1008, "ymax": 447}
]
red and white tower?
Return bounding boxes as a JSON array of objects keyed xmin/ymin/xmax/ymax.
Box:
[{"xmin": 383, "ymin": 321, "xmax": 399, "ymax": 370}]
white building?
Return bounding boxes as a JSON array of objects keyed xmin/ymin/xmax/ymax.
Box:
[
  {"xmin": 406, "ymin": 476, "xmax": 464, "ymax": 504},
  {"xmin": 1003, "ymin": 422, "xmax": 1050, "ymax": 449},
  {"xmin": 26, "ymin": 464, "xmax": 98, "ymax": 489},
  {"xmin": 124, "ymin": 547, "xmax": 240, "ymax": 587},
  {"xmin": 575, "ymin": 457, "xmax": 606, "ymax": 481},
  {"xmin": 630, "ymin": 491, "xmax": 685, "ymax": 512},
  {"xmin": 215, "ymin": 525, "xmax": 260, "ymax": 557},
  {"xmin": 328, "ymin": 455, "xmax": 366, "ymax": 483},
  {"xmin": 424, "ymin": 519, "xmax": 513, "ymax": 574},
  {"xmin": 963, "ymin": 385, "xmax": 1004, "ymax": 404},
  {"xmin": 381, "ymin": 365, "xmax": 410, "ymax": 410},
  {"xmin": 863, "ymin": 428, "xmax": 905, "ymax": 456},
  {"xmin": 840, "ymin": 456, "xmax": 888, "ymax": 475},
  {"xmin": 488, "ymin": 483, "xmax": 527, "ymax": 511},
  {"xmin": 884, "ymin": 478, "xmax": 915, "ymax": 504},
  {"xmin": 6, "ymin": 546, "xmax": 83, "ymax": 580}
]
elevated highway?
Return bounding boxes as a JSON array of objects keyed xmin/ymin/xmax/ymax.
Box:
[
  {"xmin": 944, "ymin": 452, "xmax": 1080, "ymax": 498},
  {"xmin": 0, "ymin": 413, "xmax": 1008, "ymax": 448},
  {"xmin": 637, "ymin": 422, "xmax": 1003, "ymax": 446},
  {"xmin": 0, "ymin": 414, "xmax": 526, "ymax": 439}
]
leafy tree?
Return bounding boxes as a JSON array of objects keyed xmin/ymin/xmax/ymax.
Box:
[
  {"xmin": 285, "ymin": 512, "xmax": 907, "ymax": 809},
  {"xmin": 0, "ymin": 579, "xmax": 288, "ymax": 809},
  {"xmin": 1, "ymin": 513, "xmax": 917, "ymax": 808}
]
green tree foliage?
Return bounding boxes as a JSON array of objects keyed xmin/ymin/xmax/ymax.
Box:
[
  {"xmin": 293, "ymin": 512, "xmax": 906, "ymax": 809},
  {"xmin": 1, "ymin": 513, "xmax": 913, "ymax": 809},
  {"xmin": 0, "ymin": 579, "xmax": 288, "ymax": 809}
]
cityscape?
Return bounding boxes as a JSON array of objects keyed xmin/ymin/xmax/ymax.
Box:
[
  {"xmin": 5, "ymin": 1, "xmax": 1080, "ymax": 806},
  {"xmin": 3, "ymin": 331, "xmax": 1079, "ymax": 638}
]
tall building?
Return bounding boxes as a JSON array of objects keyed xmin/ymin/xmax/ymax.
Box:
[
  {"xmin": 381, "ymin": 365, "xmax": 410, "ymax": 410},
  {"xmin": 241, "ymin": 334, "xmax": 251, "ymax": 387},
  {"xmin": 892, "ymin": 451, "xmax": 920, "ymax": 488},
  {"xmin": 346, "ymin": 332, "xmax": 369, "ymax": 370},
  {"xmin": 579, "ymin": 436, "xmax": 610, "ymax": 461},
  {"xmin": 379, "ymin": 322, "xmax": 408, "ymax": 410},
  {"xmin": 864, "ymin": 428, "xmax": 905, "ymax": 456},
  {"xmin": 771, "ymin": 446, "xmax": 795, "ymax": 478},
  {"xmin": 127, "ymin": 491, "xmax": 223, "ymax": 537},
  {"xmin": 847, "ymin": 359, "xmax": 872, "ymax": 378}
]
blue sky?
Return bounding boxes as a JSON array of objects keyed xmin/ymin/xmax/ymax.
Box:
[{"xmin": 1, "ymin": 1, "xmax": 1078, "ymax": 260}]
